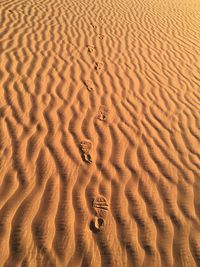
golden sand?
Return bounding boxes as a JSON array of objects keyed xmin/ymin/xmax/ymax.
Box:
[{"xmin": 0, "ymin": 0, "xmax": 200, "ymax": 266}]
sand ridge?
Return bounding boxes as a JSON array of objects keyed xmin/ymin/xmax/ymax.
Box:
[{"xmin": 0, "ymin": 0, "xmax": 200, "ymax": 266}]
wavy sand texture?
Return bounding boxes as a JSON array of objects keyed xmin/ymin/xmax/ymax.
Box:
[{"xmin": 0, "ymin": 0, "xmax": 200, "ymax": 266}]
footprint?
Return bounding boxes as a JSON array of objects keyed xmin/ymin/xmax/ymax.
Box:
[
  {"xmin": 95, "ymin": 61, "xmax": 104, "ymax": 72},
  {"xmin": 87, "ymin": 45, "xmax": 95, "ymax": 53},
  {"xmin": 83, "ymin": 80, "xmax": 94, "ymax": 92},
  {"xmin": 92, "ymin": 196, "xmax": 109, "ymax": 218},
  {"xmin": 82, "ymin": 153, "xmax": 92, "ymax": 164},
  {"xmin": 90, "ymin": 217, "xmax": 105, "ymax": 233},
  {"xmin": 90, "ymin": 196, "xmax": 109, "ymax": 233},
  {"xmin": 97, "ymin": 105, "xmax": 109, "ymax": 121},
  {"xmin": 79, "ymin": 140, "xmax": 93, "ymax": 164},
  {"xmin": 90, "ymin": 22, "xmax": 97, "ymax": 29},
  {"xmin": 80, "ymin": 140, "xmax": 92, "ymax": 154},
  {"xmin": 98, "ymin": 34, "xmax": 104, "ymax": 40}
]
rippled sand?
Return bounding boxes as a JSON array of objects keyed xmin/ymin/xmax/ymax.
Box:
[{"xmin": 0, "ymin": 0, "xmax": 200, "ymax": 266}]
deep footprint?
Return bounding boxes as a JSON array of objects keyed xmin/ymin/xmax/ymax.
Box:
[
  {"xmin": 90, "ymin": 217, "xmax": 105, "ymax": 233},
  {"xmin": 82, "ymin": 153, "xmax": 92, "ymax": 164}
]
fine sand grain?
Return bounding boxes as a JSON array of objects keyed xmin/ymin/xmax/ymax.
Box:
[{"xmin": 0, "ymin": 0, "xmax": 200, "ymax": 266}]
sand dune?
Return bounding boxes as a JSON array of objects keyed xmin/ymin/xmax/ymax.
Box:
[{"xmin": 0, "ymin": 0, "xmax": 200, "ymax": 266}]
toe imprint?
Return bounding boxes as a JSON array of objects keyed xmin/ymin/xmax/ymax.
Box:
[{"xmin": 80, "ymin": 140, "xmax": 92, "ymax": 154}]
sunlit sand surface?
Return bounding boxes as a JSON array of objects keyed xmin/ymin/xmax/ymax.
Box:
[{"xmin": 0, "ymin": 0, "xmax": 200, "ymax": 266}]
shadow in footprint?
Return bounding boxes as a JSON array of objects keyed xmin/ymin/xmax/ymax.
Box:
[
  {"xmin": 97, "ymin": 105, "xmax": 109, "ymax": 121},
  {"xmin": 79, "ymin": 140, "xmax": 93, "ymax": 164},
  {"xmin": 95, "ymin": 61, "xmax": 104, "ymax": 73},
  {"xmin": 90, "ymin": 217, "xmax": 105, "ymax": 233},
  {"xmin": 83, "ymin": 80, "xmax": 94, "ymax": 92},
  {"xmin": 98, "ymin": 34, "xmax": 104, "ymax": 40},
  {"xmin": 81, "ymin": 153, "xmax": 92, "ymax": 164},
  {"xmin": 90, "ymin": 22, "xmax": 97, "ymax": 29},
  {"xmin": 87, "ymin": 45, "xmax": 95, "ymax": 53}
]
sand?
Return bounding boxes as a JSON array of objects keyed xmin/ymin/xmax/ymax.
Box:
[{"xmin": 0, "ymin": 0, "xmax": 200, "ymax": 266}]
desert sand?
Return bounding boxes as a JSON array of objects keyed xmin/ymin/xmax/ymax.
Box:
[{"xmin": 0, "ymin": 0, "xmax": 200, "ymax": 266}]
